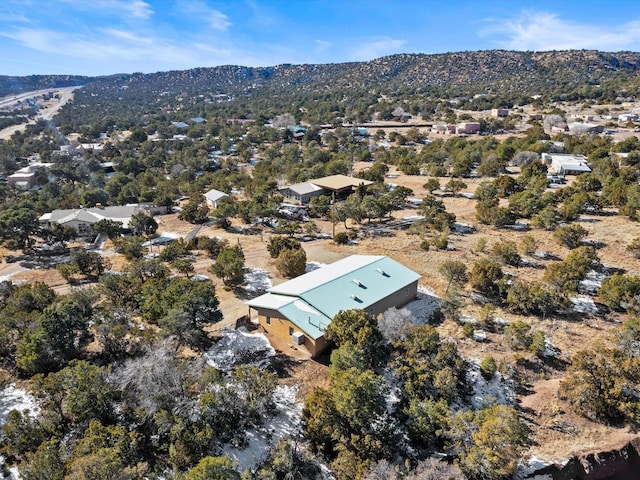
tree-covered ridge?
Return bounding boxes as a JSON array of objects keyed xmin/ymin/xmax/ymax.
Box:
[{"xmin": 56, "ymin": 50, "xmax": 640, "ymax": 98}]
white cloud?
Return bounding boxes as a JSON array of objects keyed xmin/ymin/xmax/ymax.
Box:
[
  {"xmin": 101, "ymin": 28, "xmax": 153, "ymax": 44},
  {"xmin": 59, "ymin": 0, "xmax": 154, "ymax": 19},
  {"xmin": 2, "ymin": 26, "xmax": 185, "ymax": 65},
  {"xmin": 176, "ymin": 0, "xmax": 231, "ymax": 31},
  {"xmin": 349, "ymin": 37, "xmax": 406, "ymax": 61},
  {"xmin": 315, "ymin": 39, "xmax": 331, "ymax": 51},
  {"xmin": 481, "ymin": 11, "xmax": 640, "ymax": 51},
  {"xmin": 0, "ymin": 22, "xmax": 270, "ymax": 74}
]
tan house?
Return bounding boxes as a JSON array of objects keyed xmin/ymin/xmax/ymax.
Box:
[
  {"xmin": 7, "ymin": 163, "xmax": 53, "ymax": 190},
  {"xmin": 246, "ymin": 255, "xmax": 421, "ymax": 357}
]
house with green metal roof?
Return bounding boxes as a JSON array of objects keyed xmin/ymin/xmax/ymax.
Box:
[{"xmin": 246, "ymin": 255, "xmax": 420, "ymax": 357}]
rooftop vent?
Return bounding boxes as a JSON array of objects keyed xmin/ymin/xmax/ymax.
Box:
[
  {"xmin": 375, "ymin": 268, "xmax": 389, "ymax": 277},
  {"xmin": 350, "ymin": 294, "xmax": 362, "ymax": 302},
  {"xmin": 352, "ymin": 278, "xmax": 363, "ymax": 287}
]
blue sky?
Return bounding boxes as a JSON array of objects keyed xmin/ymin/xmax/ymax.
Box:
[{"xmin": 1, "ymin": 0, "xmax": 640, "ymax": 76}]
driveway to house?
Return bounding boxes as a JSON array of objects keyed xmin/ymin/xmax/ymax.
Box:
[{"xmin": 0, "ymin": 261, "xmax": 27, "ymax": 283}]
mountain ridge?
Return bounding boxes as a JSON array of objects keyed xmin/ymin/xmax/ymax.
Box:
[{"xmin": 2, "ymin": 49, "xmax": 640, "ymax": 99}]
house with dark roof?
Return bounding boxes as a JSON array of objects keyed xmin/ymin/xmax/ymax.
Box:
[{"xmin": 246, "ymin": 255, "xmax": 420, "ymax": 357}]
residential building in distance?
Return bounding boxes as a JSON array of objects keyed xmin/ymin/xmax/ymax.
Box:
[
  {"xmin": 456, "ymin": 122, "xmax": 481, "ymax": 134},
  {"xmin": 491, "ymin": 108, "xmax": 509, "ymax": 118},
  {"xmin": 567, "ymin": 122, "xmax": 604, "ymax": 135},
  {"xmin": 278, "ymin": 182, "xmax": 325, "ymax": 205},
  {"xmin": 203, "ymin": 188, "xmax": 230, "ymax": 209},
  {"xmin": 246, "ymin": 255, "xmax": 421, "ymax": 357},
  {"xmin": 278, "ymin": 174, "xmax": 373, "ymax": 205},
  {"xmin": 39, "ymin": 204, "xmax": 148, "ymax": 237},
  {"xmin": 6, "ymin": 162, "xmax": 53, "ymax": 190},
  {"xmin": 542, "ymin": 153, "xmax": 592, "ymax": 175}
]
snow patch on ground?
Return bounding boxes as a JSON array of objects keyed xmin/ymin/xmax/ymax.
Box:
[
  {"xmin": 570, "ymin": 296, "xmax": 598, "ymax": 314},
  {"xmin": 466, "ymin": 360, "xmax": 515, "ymax": 409},
  {"xmin": 144, "ymin": 231, "xmax": 181, "ymax": 245},
  {"xmin": 452, "ymin": 222, "xmax": 475, "ymax": 234},
  {"xmin": 305, "ymin": 261, "xmax": 326, "ymax": 273},
  {"xmin": 543, "ymin": 338, "xmax": 560, "ymax": 359},
  {"xmin": 493, "ymin": 317, "xmax": 509, "ymax": 327},
  {"xmin": 459, "ymin": 314, "xmax": 477, "ymax": 324},
  {"xmin": 515, "ymin": 455, "xmax": 563, "ymax": 480},
  {"xmin": 578, "ymin": 270, "xmax": 606, "ymax": 295},
  {"xmin": 222, "ymin": 385, "xmax": 302, "ymax": 472},
  {"xmin": 1, "ymin": 384, "xmax": 40, "ymax": 479},
  {"xmin": 244, "ymin": 268, "xmax": 272, "ymax": 293},
  {"xmin": 401, "ymin": 286, "xmax": 440, "ymax": 325},
  {"xmin": 519, "ymin": 258, "xmax": 539, "ymax": 268},
  {"xmin": 204, "ymin": 328, "xmax": 275, "ymax": 371},
  {"xmin": 469, "ymin": 291, "xmax": 490, "ymax": 305},
  {"xmin": 504, "ymin": 222, "xmax": 529, "ymax": 231},
  {"xmin": 0, "ymin": 384, "xmax": 39, "ymax": 426},
  {"xmin": 472, "ymin": 331, "xmax": 487, "ymax": 342}
]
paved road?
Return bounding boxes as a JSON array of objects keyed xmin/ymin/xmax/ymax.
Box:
[{"xmin": 0, "ymin": 86, "xmax": 80, "ymax": 140}]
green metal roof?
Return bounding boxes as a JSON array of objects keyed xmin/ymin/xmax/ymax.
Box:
[{"xmin": 246, "ymin": 255, "xmax": 421, "ymax": 340}]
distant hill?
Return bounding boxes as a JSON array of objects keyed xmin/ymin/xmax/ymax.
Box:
[
  {"xmin": 2, "ymin": 50, "xmax": 640, "ymax": 100},
  {"xmin": 67, "ymin": 50, "xmax": 640, "ymax": 97}
]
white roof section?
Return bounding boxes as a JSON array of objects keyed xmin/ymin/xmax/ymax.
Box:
[
  {"xmin": 545, "ymin": 153, "xmax": 592, "ymax": 173},
  {"xmin": 269, "ymin": 255, "xmax": 385, "ymax": 297},
  {"xmin": 280, "ymin": 182, "xmax": 324, "ymax": 196},
  {"xmin": 245, "ymin": 292, "xmax": 295, "ymax": 310},
  {"xmin": 204, "ymin": 188, "xmax": 229, "ymax": 202},
  {"xmin": 41, "ymin": 205, "xmax": 143, "ymax": 229}
]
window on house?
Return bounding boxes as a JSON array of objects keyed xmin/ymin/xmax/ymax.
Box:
[
  {"xmin": 289, "ymin": 326, "xmax": 294, "ymax": 335},
  {"xmin": 266, "ymin": 316, "xmax": 271, "ymax": 325}
]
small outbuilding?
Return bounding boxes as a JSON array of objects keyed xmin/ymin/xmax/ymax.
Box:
[{"xmin": 203, "ymin": 188, "xmax": 230, "ymax": 209}]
